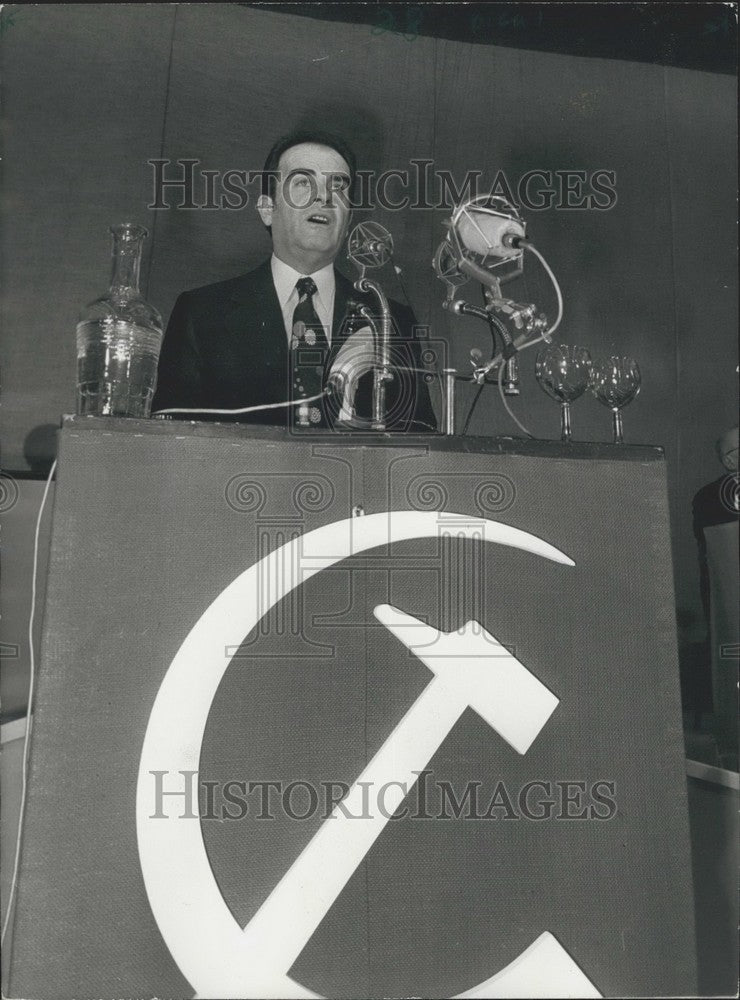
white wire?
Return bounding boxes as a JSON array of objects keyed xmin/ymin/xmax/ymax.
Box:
[
  {"xmin": 470, "ymin": 241, "xmax": 564, "ymax": 437},
  {"xmin": 496, "ymin": 358, "xmax": 535, "ymax": 438},
  {"xmin": 1, "ymin": 458, "xmax": 57, "ymax": 947},
  {"xmin": 152, "ymin": 389, "xmax": 329, "ymax": 417},
  {"xmin": 524, "ymin": 242, "xmax": 563, "ymax": 342},
  {"xmin": 475, "ymin": 247, "xmax": 562, "ymax": 381}
]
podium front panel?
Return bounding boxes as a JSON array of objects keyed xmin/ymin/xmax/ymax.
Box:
[{"xmin": 7, "ymin": 418, "xmax": 696, "ymax": 998}]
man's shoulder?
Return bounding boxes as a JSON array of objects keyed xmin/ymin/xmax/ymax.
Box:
[
  {"xmin": 176, "ymin": 260, "xmax": 272, "ymax": 308},
  {"xmin": 693, "ymin": 474, "xmax": 736, "ymax": 530}
]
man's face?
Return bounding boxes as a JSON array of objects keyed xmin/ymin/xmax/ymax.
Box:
[{"xmin": 258, "ymin": 142, "xmax": 352, "ymax": 271}]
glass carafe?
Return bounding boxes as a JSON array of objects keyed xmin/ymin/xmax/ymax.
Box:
[{"xmin": 76, "ymin": 223, "xmax": 163, "ymax": 417}]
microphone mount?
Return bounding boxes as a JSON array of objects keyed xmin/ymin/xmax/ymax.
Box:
[
  {"xmin": 433, "ymin": 195, "xmax": 558, "ymax": 406},
  {"xmin": 346, "ymin": 221, "xmax": 396, "ymax": 431}
]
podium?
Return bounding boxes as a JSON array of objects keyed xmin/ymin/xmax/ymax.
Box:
[{"xmin": 6, "ymin": 416, "xmax": 696, "ymax": 998}]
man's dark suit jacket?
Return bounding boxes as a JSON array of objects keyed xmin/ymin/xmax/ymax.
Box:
[{"xmin": 152, "ymin": 260, "xmax": 437, "ymax": 432}]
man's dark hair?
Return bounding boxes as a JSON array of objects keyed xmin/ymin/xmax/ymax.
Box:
[{"xmin": 260, "ymin": 129, "xmax": 357, "ymax": 201}]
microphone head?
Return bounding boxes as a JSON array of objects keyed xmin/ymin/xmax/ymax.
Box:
[
  {"xmin": 347, "ymin": 221, "xmax": 394, "ymax": 269},
  {"xmin": 452, "ymin": 196, "xmax": 526, "ymax": 263}
]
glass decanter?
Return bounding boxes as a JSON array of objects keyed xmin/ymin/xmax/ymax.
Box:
[{"xmin": 76, "ymin": 224, "xmax": 163, "ymax": 418}]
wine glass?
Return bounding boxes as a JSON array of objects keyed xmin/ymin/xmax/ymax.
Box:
[
  {"xmin": 535, "ymin": 344, "xmax": 593, "ymax": 442},
  {"xmin": 589, "ymin": 356, "xmax": 641, "ymax": 444}
]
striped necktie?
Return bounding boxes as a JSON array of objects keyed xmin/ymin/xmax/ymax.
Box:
[{"xmin": 290, "ymin": 276, "xmax": 330, "ymax": 427}]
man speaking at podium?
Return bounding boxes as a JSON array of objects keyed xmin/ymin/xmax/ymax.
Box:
[{"xmin": 152, "ymin": 130, "xmax": 437, "ymax": 432}]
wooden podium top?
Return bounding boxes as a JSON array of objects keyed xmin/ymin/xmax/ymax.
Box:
[{"xmin": 59, "ymin": 414, "xmax": 665, "ymax": 463}]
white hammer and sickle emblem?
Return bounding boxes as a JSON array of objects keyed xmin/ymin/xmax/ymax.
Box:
[{"xmin": 137, "ymin": 511, "xmax": 601, "ymax": 998}]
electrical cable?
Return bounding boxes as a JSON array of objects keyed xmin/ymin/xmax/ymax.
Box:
[
  {"xmin": 459, "ymin": 286, "xmax": 502, "ymax": 435},
  {"xmin": 497, "ymin": 360, "xmax": 534, "ymax": 438},
  {"xmin": 464, "ymin": 305, "xmax": 541, "ymax": 438},
  {"xmin": 152, "ymin": 389, "xmax": 329, "ymax": 418},
  {"xmin": 524, "ymin": 243, "xmax": 563, "ymax": 342},
  {"xmin": 461, "ymin": 382, "xmax": 485, "ymax": 436},
  {"xmin": 461, "ymin": 355, "xmax": 533, "ymax": 439},
  {"xmin": 473, "ymin": 242, "xmax": 563, "ymax": 381},
  {"xmin": 1, "ymin": 458, "xmax": 57, "ymax": 948}
]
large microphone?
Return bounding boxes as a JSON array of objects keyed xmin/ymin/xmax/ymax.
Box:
[
  {"xmin": 433, "ymin": 195, "xmax": 528, "ymax": 300},
  {"xmin": 452, "ymin": 196, "xmax": 526, "ymax": 262}
]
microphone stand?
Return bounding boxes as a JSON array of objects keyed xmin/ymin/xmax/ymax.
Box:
[
  {"xmin": 432, "ymin": 200, "xmax": 561, "ymax": 435},
  {"xmin": 353, "ymin": 277, "xmax": 393, "ymax": 431},
  {"xmin": 442, "ymin": 289, "xmax": 522, "ymax": 394},
  {"xmin": 482, "ymin": 284, "xmax": 519, "ymax": 395}
]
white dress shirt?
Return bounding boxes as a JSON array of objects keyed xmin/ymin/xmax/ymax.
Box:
[{"xmin": 270, "ymin": 254, "xmax": 335, "ymax": 346}]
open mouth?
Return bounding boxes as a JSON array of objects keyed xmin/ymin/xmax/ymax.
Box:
[{"xmin": 306, "ymin": 213, "xmax": 331, "ymax": 226}]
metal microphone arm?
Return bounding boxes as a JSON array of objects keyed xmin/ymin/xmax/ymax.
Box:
[
  {"xmin": 354, "ymin": 288, "xmax": 393, "ymax": 431},
  {"xmin": 443, "ymin": 289, "xmax": 530, "ymax": 395},
  {"xmin": 482, "ymin": 284, "xmax": 519, "ymax": 395},
  {"xmin": 438, "ymin": 228, "xmax": 547, "ymax": 341},
  {"xmin": 458, "ymin": 254, "xmax": 505, "ymax": 291},
  {"xmin": 443, "ymin": 299, "xmax": 489, "ymax": 321}
]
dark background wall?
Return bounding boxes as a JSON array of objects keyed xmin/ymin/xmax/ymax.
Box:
[{"xmin": 1, "ymin": 3, "xmax": 737, "ymax": 649}]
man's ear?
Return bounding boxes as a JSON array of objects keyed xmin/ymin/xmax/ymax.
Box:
[{"xmin": 257, "ymin": 194, "xmax": 274, "ymax": 227}]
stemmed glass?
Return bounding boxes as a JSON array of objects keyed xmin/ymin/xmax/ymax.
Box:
[
  {"xmin": 535, "ymin": 344, "xmax": 593, "ymax": 442},
  {"xmin": 589, "ymin": 356, "xmax": 641, "ymax": 444}
]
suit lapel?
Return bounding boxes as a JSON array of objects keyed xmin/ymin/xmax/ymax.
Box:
[
  {"xmin": 332, "ymin": 269, "xmax": 356, "ymax": 339},
  {"xmin": 224, "ymin": 260, "xmax": 287, "ymax": 395}
]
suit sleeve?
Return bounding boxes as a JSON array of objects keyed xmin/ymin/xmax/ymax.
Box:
[{"xmin": 151, "ymin": 292, "xmax": 205, "ymax": 413}]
